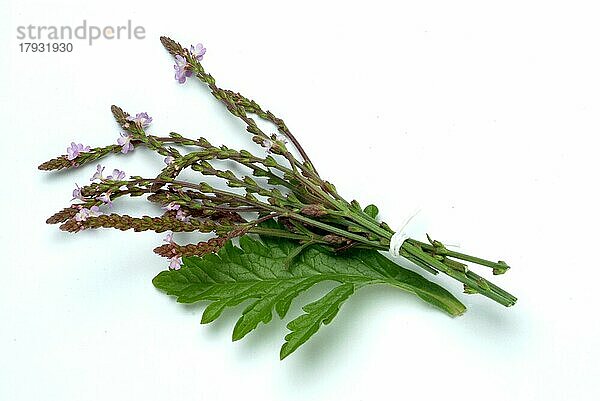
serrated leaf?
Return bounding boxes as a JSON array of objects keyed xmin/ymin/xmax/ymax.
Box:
[
  {"xmin": 280, "ymin": 283, "xmax": 354, "ymax": 359},
  {"xmin": 153, "ymin": 223, "xmax": 466, "ymax": 358}
]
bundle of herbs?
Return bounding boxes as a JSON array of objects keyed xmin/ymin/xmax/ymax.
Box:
[{"xmin": 40, "ymin": 37, "xmax": 516, "ymax": 359}]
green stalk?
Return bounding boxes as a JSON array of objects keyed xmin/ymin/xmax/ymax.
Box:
[
  {"xmin": 401, "ymin": 242, "xmax": 516, "ymax": 306},
  {"xmin": 413, "ymin": 239, "xmax": 510, "ymax": 272}
]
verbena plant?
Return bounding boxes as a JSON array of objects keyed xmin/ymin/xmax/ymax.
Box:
[{"xmin": 40, "ymin": 37, "xmax": 516, "ymax": 359}]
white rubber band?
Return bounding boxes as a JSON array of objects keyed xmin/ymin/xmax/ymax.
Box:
[
  {"xmin": 389, "ymin": 209, "xmax": 421, "ymax": 258},
  {"xmin": 389, "ymin": 231, "xmax": 409, "ymax": 258}
]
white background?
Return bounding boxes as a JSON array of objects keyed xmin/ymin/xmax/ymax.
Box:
[{"xmin": 1, "ymin": 1, "xmax": 599, "ymax": 400}]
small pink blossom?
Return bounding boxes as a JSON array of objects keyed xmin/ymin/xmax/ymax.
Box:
[
  {"xmin": 71, "ymin": 184, "xmax": 84, "ymax": 201},
  {"xmin": 174, "ymin": 55, "xmax": 192, "ymax": 84},
  {"xmin": 67, "ymin": 142, "xmax": 91, "ymax": 160},
  {"xmin": 74, "ymin": 205, "xmax": 102, "ymax": 222},
  {"xmin": 90, "ymin": 164, "xmax": 105, "ymax": 181},
  {"xmin": 107, "ymin": 169, "xmax": 126, "ymax": 181},
  {"xmin": 164, "ymin": 232, "xmax": 175, "ymax": 244},
  {"xmin": 126, "ymin": 112, "xmax": 153, "ymax": 129},
  {"xmin": 162, "ymin": 202, "xmax": 180, "ymax": 211},
  {"xmin": 117, "ymin": 132, "xmax": 134, "ymax": 154},
  {"xmin": 262, "ymin": 134, "xmax": 287, "ymax": 153},
  {"xmin": 164, "ymin": 156, "xmax": 175, "ymax": 165},
  {"xmin": 168, "ymin": 256, "xmax": 182, "ymax": 270},
  {"xmin": 176, "ymin": 209, "xmax": 190, "ymax": 222},
  {"xmin": 98, "ymin": 191, "xmax": 113, "ymax": 207},
  {"xmin": 190, "ymin": 43, "xmax": 206, "ymax": 61}
]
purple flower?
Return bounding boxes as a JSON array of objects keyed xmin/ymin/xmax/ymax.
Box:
[
  {"xmin": 168, "ymin": 256, "xmax": 182, "ymax": 270},
  {"xmin": 98, "ymin": 191, "xmax": 113, "ymax": 207},
  {"xmin": 162, "ymin": 202, "xmax": 180, "ymax": 211},
  {"xmin": 74, "ymin": 205, "xmax": 102, "ymax": 222},
  {"xmin": 190, "ymin": 43, "xmax": 206, "ymax": 62},
  {"xmin": 107, "ymin": 169, "xmax": 126, "ymax": 181},
  {"xmin": 117, "ymin": 132, "xmax": 134, "ymax": 154},
  {"xmin": 126, "ymin": 112, "xmax": 153, "ymax": 129},
  {"xmin": 90, "ymin": 164, "xmax": 105, "ymax": 181},
  {"xmin": 164, "ymin": 232, "xmax": 174, "ymax": 244},
  {"xmin": 164, "ymin": 156, "xmax": 175, "ymax": 165},
  {"xmin": 71, "ymin": 184, "xmax": 84, "ymax": 201},
  {"xmin": 175, "ymin": 209, "xmax": 190, "ymax": 222},
  {"xmin": 66, "ymin": 142, "xmax": 91, "ymax": 161},
  {"xmin": 174, "ymin": 55, "xmax": 192, "ymax": 84}
]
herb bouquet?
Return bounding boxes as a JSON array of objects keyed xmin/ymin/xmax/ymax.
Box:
[{"xmin": 40, "ymin": 37, "xmax": 516, "ymax": 359}]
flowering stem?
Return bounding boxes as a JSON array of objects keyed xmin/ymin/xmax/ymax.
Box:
[
  {"xmin": 40, "ymin": 36, "xmax": 517, "ymax": 309},
  {"xmin": 223, "ymin": 89, "xmax": 319, "ymax": 175}
]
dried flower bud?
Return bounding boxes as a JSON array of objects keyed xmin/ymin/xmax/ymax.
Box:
[
  {"xmin": 160, "ymin": 36, "xmax": 185, "ymax": 58},
  {"xmin": 111, "ymin": 105, "xmax": 130, "ymax": 128},
  {"xmin": 46, "ymin": 206, "xmax": 80, "ymax": 224},
  {"xmin": 154, "ymin": 236, "xmax": 227, "ymax": 258},
  {"xmin": 60, "ymin": 214, "xmax": 218, "ymax": 233},
  {"xmin": 322, "ymin": 234, "xmax": 350, "ymax": 246},
  {"xmin": 38, "ymin": 156, "xmax": 72, "ymax": 171},
  {"xmin": 301, "ymin": 204, "xmax": 328, "ymax": 217}
]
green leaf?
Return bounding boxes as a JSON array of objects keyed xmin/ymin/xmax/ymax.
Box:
[
  {"xmin": 363, "ymin": 204, "xmax": 379, "ymax": 219},
  {"xmin": 280, "ymin": 283, "xmax": 354, "ymax": 359},
  {"xmin": 153, "ymin": 224, "xmax": 466, "ymax": 358}
]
